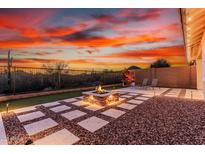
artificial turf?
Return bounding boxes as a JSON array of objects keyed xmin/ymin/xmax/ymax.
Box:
[{"xmin": 0, "ymin": 85, "xmax": 123, "ymax": 112}]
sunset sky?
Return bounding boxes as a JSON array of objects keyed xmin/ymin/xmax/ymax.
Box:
[{"xmin": 0, "ymin": 8, "xmax": 186, "ymax": 70}]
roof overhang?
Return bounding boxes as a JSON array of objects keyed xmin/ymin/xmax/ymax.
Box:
[{"xmin": 181, "ymin": 8, "xmax": 205, "ymax": 63}]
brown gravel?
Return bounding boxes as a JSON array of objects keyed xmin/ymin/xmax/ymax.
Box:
[
  {"xmin": 2, "ymin": 112, "xmax": 30, "ymax": 145},
  {"xmin": 2, "ymin": 94, "xmax": 205, "ymax": 145},
  {"xmin": 77, "ymin": 96, "xmax": 205, "ymax": 145}
]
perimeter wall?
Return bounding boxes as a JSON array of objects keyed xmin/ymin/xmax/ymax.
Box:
[{"xmin": 133, "ymin": 66, "xmax": 196, "ymax": 89}]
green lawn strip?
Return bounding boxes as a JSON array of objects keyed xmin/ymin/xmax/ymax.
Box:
[
  {"xmin": 0, "ymin": 85, "xmax": 124, "ymax": 112},
  {"xmin": 0, "ymin": 91, "xmax": 82, "ymax": 112}
]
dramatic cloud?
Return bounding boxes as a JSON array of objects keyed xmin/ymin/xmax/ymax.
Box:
[
  {"xmin": 92, "ymin": 8, "xmax": 162, "ymax": 25},
  {"xmin": 60, "ymin": 33, "xmax": 167, "ymax": 47},
  {"xmin": 0, "ymin": 8, "xmax": 186, "ymax": 70},
  {"xmin": 97, "ymin": 45, "xmax": 185, "ymax": 58}
]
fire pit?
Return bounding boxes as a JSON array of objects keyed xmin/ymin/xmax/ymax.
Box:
[{"xmin": 82, "ymin": 85, "xmax": 120, "ymax": 106}]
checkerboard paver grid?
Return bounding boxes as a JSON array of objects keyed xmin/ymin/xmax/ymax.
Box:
[
  {"xmin": 3, "ymin": 88, "xmax": 204, "ymax": 145},
  {"xmin": 76, "ymin": 96, "xmax": 84, "ymax": 99},
  {"xmin": 34, "ymin": 129, "xmax": 80, "ymax": 145},
  {"xmin": 166, "ymin": 94, "xmax": 178, "ymax": 96},
  {"xmin": 117, "ymin": 103, "xmax": 137, "ymax": 110},
  {"xmin": 184, "ymin": 90, "xmax": 204, "ymax": 99},
  {"xmin": 127, "ymin": 99, "xmax": 144, "ymax": 105},
  {"xmin": 141, "ymin": 94, "xmax": 154, "ymax": 97},
  {"xmin": 63, "ymin": 98, "xmax": 78, "ymax": 103},
  {"xmin": 121, "ymin": 95, "xmax": 133, "ymax": 98},
  {"xmin": 165, "ymin": 93, "xmax": 179, "ymax": 97},
  {"xmin": 128, "ymin": 93, "xmax": 139, "ymax": 96},
  {"xmin": 119, "ymin": 97, "xmax": 126, "ymax": 101},
  {"xmin": 102, "ymin": 109, "xmax": 125, "ymax": 118},
  {"xmin": 85, "ymin": 105, "xmax": 104, "ymax": 111},
  {"xmin": 43, "ymin": 102, "xmax": 61, "ymax": 107},
  {"xmin": 24, "ymin": 118, "xmax": 58, "ymax": 136},
  {"xmin": 72, "ymin": 101, "xmax": 89, "ymax": 106},
  {"xmin": 166, "ymin": 92, "xmax": 179, "ymax": 95},
  {"xmin": 13, "ymin": 106, "xmax": 37, "ymax": 114},
  {"xmin": 135, "ymin": 96, "xmax": 150, "ymax": 101},
  {"xmin": 117, "ymin": 91, "xmax": 128, "ymax": 95},
  {"xmin": 18, "ymin": 111, "xmax": 45, "ymax": 122},
  {"xmin": 50, "ymin": 105, "xmax": 71, "ymax": 113},
  {"xmin": 164, "ymin": 89, "xmax": 181, "ymax": 97},
  {"xmin": 61, "ymin": 110, "xmax": 87, "ymax": 120},
  {"xmin": 78, "ymin": 116, "xmax": 109, "ymax": 133}
]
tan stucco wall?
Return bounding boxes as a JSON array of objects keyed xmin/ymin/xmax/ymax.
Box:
[
  {"xmin": 196, "ymin": 59, "xmax": 203, "ymax": 89},
  {"xmin": 202, "ymin": 32, "xmax": 205, "ymax": 99},
  {"xmin": 134, "ymin": 66, "xmax": 197, "ymax": 89}
]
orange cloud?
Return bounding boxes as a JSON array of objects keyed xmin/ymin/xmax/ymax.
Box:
[
  {"xmin": 0, "ymin": 32, "xmax": 167, "ymax": 48},
  {"xmin": 45, "ymin": 27, "xmax": 77, "ymax": 37},
  {"xmin": 0, "ymin": 9, "xmax": 185, "ymax": 70},
  {"xmin": 0, "ymin": 38, "xmax": 48, "ymax": 48},
  {"xmin": 0, "ymin": 9, "xmax": 180, "ymax": 49},
  {"xmin": 160, "ymin": 23, "xmax": 180, "ymax": 32},
  {"xmin": 0, "ymin": 9, "xmax": 57, "ymax": 39},
  {"xmin": 0, "ymin": 58, "xmax": 62, "ymax": 67},
  {"xmin": 97, "ymin": 45, "xmax": 185, "ymax": 58},
  {"xmin": 20, "ymin": 28, "xmax": 41, "ymax": 38},
  {"xmin": 60, "ymin": 34, "xmax": 167, "ymax": 48},
  {"xmin": 0, "ymin": 54, "xmax": 186, "ymax": 71}
]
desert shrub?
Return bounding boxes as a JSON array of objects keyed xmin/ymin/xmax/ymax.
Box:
[{"xmin": 0, "ymin": 68, "xmax": 122, "ymax": 94}]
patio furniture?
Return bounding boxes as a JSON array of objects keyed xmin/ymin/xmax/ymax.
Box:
[
  {"xmin": 137, "ymin": 78, "xmax": 149, "ymax": 89},
  {"xmin": 149, "ymin": 78, "xmax": 158, "ymax": 89}
]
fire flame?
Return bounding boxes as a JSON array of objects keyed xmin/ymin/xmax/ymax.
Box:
[{"xmin": 96, "ymin": 85, "xmax": 105, "ymax": 94}]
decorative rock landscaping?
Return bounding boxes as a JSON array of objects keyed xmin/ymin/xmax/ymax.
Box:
[{"xmin": 1, "ymin": 88, "xmax": 205, "ymax": 145}]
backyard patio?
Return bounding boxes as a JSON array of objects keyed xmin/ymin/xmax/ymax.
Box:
[
  {"xmin": 0, "ymin": 87, "xmax": 204, "ymax": 145},
  {"xmin": 0, "ymin": 8, "xmax": 205, "ymax": 146}
]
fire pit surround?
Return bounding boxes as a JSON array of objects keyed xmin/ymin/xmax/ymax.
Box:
[{"xmin": 82, "ymin": 85, "xmax": 120, "ymax": 106}]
